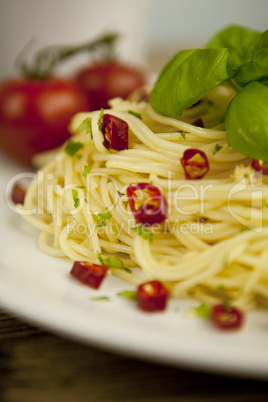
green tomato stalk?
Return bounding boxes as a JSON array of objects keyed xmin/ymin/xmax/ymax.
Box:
[{"xmin": 18, "ymin": 32, "xmax": 119, "ymax": 80}]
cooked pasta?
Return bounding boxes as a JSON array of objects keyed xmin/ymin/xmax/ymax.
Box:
[{"xmin": 18, "ymin": 82, "xmax": 268, "ymax": 312}]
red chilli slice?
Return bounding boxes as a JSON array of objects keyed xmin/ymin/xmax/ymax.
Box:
[
  {"xmin": 102, "ymin": 114, "xmax": 128, "ymax": 150},
  {"xmin": 180, "ymin": 149, "xmax": 209, "ymax": 180},
  {"xmin": 251, "ymin": 159, "xmax": 268, "ymax": 175},
  {"xmin": 212, "ymin": 304, "xmax": 243, "ymax": 330},
  {"xmin": 137, "ymin": 280, "xmax": 169, "ymax": 312},
  {"xmin": 11, "ymin": 183, "xmax": 26, "ymax": 205},
  {"xmin": 127, "ymin": 182, "xmax": 168, "ymax": 226},
  {"xmin": 70, "ymin": 261, "xmax": 109, "ymax": 289}
]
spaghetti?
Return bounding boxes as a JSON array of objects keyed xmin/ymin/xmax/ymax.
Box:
[{"xmin": 18, "ymin": 82, "xmax": 268, "ymax": 312}]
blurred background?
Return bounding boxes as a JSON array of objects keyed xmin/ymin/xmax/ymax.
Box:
[{"xmin": 1, "ymin": 0, "xmax": 268, "ymax": 80}]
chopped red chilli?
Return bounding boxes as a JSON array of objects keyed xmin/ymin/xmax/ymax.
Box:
[
  {"xmin": 70, "ymin": 261, "xmax": 109, "ymax": 289},
  {"xmin": 11, "ymin": 183, "xmax": 26, "ymax": 205},
  {"xmin": 101, "ymin": 114, "xmax": 128, "ymax": 150},
  {"xmin": 180, "ymin": 149, "xmax": 209, "ymax": 180},
  {"xmin": 251, "ymin": 159, "xmax": 268, "ymax": 175},
  {"xmin": 137, "ymin": 280, "xmax": 169, "ymax": 312},
  {"xmin": 212, "ymin": 304, "xmax": 243, "ymax": 330},
  {"xmin": 127, "ymin": 183, "xmax": 168, "ymax": 226}
]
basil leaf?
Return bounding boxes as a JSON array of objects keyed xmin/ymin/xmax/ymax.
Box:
[
  {"xmin": 235, "ymin": 30, "xmax": 268, "ymax": 86},
  {"xmin": 206, "ymin": 24, "xmax": 261, "ymax": 70},
  {"xmin": 150, "ymin": 48, "xmax": 232, "ymax": 117},
  {"xmin": 225, "ymin": 81, "xmax": 268, "ymax": 160}
]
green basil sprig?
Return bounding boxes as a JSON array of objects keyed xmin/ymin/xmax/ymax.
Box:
[{"xmin": 150, "ymin": 24, "xmax": 268, "ymax": 161}]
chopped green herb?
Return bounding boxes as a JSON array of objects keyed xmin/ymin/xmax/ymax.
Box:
[
  {"xmin": 65, "ymin": 141, "xmax": 84, "ymax": 157},
  {"xmin": 134, "ymin": 224, "xmax": 154, "ymax": 242},
  {"xmin": 82, "ymin": 165, "xmax": 91, "ymax": 177},
  {"xmin": 128, "ymin": 110, "xmax": 142, "ymax": 120},
  {"xmin": 180, "ymin": 131, "xmax": 186, "ymax": 140},
  {"xmin": 76, "ymin": 185, "xmax": 85, "ymax": 189},
  {"xmin": 195, "ymin": 303, "xmax": 211, "ymax": 319},
  {"xmin": 91, "ymin": 296, "xmax": 110, "ymax": 301},
  {"xmin": 97, "ymin": 207, "xmax": 112, "ymax": 227},
  {"xmin": 98, "ymin": 253, "xmax": 131, "ymax": 273},
  {"xmin": 77, "ymin": 117, "xmax": 92, "ymax": 138},
  {"xmin": 117, "ymin": 290, "xmax": 137, "ymax": 300},
  {"xmin": 213, "ymin": 144, "xmax": 223, "ymax": 155},
  {"xmin": 223, "ymin": 299, "xmax": 231, "ymax": 312},
  {"xmin": 72, "ymin": 189, "xmax": 80, "ymax": 209},
  {"xmin": 98, "ymin": 108, "xmax": 104, "ymax": 131},
  {"xmin": 240, "ymin": 227, "xmax": 251, "ymax": 232},
  {"xmin": 216, "ymin": 284, "xmax": 225, "ymax": 291},
  {"xmin": 97, "ymin": 252, "xmax": 105, "ymax": 266}
]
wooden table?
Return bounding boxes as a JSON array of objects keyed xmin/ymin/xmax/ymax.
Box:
[{"xmin": 0, "ymin": 308, "xmax": 267, "ymax": 402}]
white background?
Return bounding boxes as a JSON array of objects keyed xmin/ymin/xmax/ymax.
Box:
[{"xmin": 0, "ymin": 0, "xmax": 267, "ymax": 78}]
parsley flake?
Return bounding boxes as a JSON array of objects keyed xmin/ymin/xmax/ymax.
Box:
[
  {"xmin": 195, "ymin": 303, "xmax": 211, "ymax": 319},
  {"xmin": 213, "ymin": 144, "xmax": 223, "ymax": 155},
  {"xmin": 72, "ymin": 189, "xmax": 80, "ymax": 209},
  {"xmin": 117, "ymin": 290, "xmax": 137, "ymax": 300},
  {"xmin": 240, "ymin": 227, "xmax": 251, "ymax": 233},
  {"xmin": 82, "ymin": 165, "xmax": 91, "ymax": 177},
  {"xmin": 180, "ymin": 131, "xmax": 186, "ymax": 140},
  {"xmin": 91, "ymin": 296, "xmax": 110, "ymax": 301},
  {"xmin": 77, "ymin": 117, "xmax": 92, "ymax": 138},
  {"xmin": 97, "ymin": 207, "xmax": 112, "ymax": 227},
  {"xmin": 134, "ymin": 224, "xmax": 154, "ymax": 242},
  {"xmin": 128, "ymin": 110, "xmax": 142, "ymax": 120},
  {"xmin": 65, "ymin": 141, "xmax": 84, "ymax": 157},
  {"xmin": 98, "ymin": 253, "xmax": 131, "ymax": 273}
]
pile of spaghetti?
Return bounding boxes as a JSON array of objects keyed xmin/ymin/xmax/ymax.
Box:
[{"xmin": 19, "ymin": 82, "xmax": 268, "ymax": 312}]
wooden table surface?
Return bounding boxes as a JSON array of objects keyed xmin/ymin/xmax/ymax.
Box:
[{"xmin": 0, "ymin": 308, "xmax": 268, "ymax": 402}]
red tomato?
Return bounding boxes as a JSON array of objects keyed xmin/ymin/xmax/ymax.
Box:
[
  {"xmin": 0, "ymin": 78, "xmax": 92, "ymax": 166},
  {"xmin": 76, "ymin": 60, "xmax": 146, "ymax": 110}
]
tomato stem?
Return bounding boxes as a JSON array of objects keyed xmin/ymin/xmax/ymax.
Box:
[{"xmin": 18, "ymin": 32, "xmax": 119, "ymax": 80}]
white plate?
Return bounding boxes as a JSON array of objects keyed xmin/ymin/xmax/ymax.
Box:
[{"xmin": 1, "ymin": 150, "xmax": 268, "ymax": 381}]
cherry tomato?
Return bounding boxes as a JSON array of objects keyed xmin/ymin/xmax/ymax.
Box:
[
  {"xmin": 0, "ymin": 78, "xmax": 91, "ymax": 166},
  {"xmin": 76, "ymin": 60, "xmax": 146, "ymax": 110}
]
